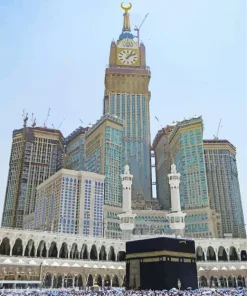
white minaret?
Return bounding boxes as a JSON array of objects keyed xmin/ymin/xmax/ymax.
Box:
[
  {"xmin": 118, "ymin": 164, "xmax": 136, "ymax": 240},
  {"xmin": 166, "ymin": 163, "xmax": 186, "ymax": 237}
]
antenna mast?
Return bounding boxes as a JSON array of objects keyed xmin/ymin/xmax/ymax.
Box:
[{"xmin": 134, "ymin": 13, "xmax": 149, "ymax": 45}]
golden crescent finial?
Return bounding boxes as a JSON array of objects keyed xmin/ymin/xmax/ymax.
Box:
[{"xmin": 121, "ymin": 2, "xmax": 132, "ymax": 13}]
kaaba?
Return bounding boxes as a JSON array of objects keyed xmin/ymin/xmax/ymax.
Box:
[{"xmin": 125, "ymin": 236, "xmax": 198, "ymax": 290}]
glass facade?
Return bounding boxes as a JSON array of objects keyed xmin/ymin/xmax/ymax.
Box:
[
  {"xmin": 204, "ymin": 142, "xmax": 246, "ymax": 238},
  {"xmin": 65, "ymin": 127, "xmax": 88, "ymax": 171},
  {"xmin": 170, "ymin": 118, "xmax": 209, "ymax": 210},
  {"xmin": 107, "ymin": 93, "xmax": 152, "ymax": 200},
  {"xmin": 85, "ymin": 115, "xmax": 123, "ymax": 207}
]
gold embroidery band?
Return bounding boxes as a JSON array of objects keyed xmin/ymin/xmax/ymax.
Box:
[
  {"xmin": 126, "ymin": 250, "xmax": 196, "ymax": 260},
  {"xmin": 141, "ymin": 257, "xmax": 192, "ymax": 263}
]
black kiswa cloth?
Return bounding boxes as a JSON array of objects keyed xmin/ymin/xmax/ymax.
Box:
[
  {"xmin": 125, "ymin": 237, "xmax": 198, "ymax": 291},
  {"xmin": 126, "ymin": 236, "xmax": 196, "ymax": 255}
]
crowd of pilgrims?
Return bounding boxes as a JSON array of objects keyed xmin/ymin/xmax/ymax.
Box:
[{"xmin": 0, "ymin": 288, "xmax": 246, "ymax": 296}]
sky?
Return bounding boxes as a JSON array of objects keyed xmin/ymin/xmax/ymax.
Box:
[{"xmin": 0, "ymin": 0, "xmax": 246, "ymax": 227}]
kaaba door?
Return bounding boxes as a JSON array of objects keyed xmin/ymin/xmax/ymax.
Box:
[{"xmin": 129, "ymin": 259, "xmax": 140, "ymax": 289}]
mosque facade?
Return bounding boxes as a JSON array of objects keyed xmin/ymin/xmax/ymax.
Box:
[{"xmin": 0, "ymin": 225, "xmax": 246, "ymax": 289}]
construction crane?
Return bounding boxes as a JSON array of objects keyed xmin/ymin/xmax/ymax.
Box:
[
  {"xmin": 155, "ymin": 116, "xmax": 163, "ymax": 129},
  {"xmin": 58, "ymin": 118, "xmax": 65, "ymax": 130},
  {"xmin": 44, "ymin": 108, "xmax": 51, "ymax": 128},
  {"xmin": 30, "ymin": 113, "xmax": 36, "ymax": 128},
  {"xmin": 22, "ymin": 110, "xmax": 28, "ymax": 127},
  {"xmin": 213, "ymin": 119, "xmax": 222, "ymax": 140},
  {"xmin": 134, "ymin": 13, "xmax": 149, "ymax": 45}
]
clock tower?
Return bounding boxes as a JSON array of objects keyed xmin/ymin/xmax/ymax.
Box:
[{"xmin": 103, "ymin": 3, "xmax": 152, "ymax": 200}]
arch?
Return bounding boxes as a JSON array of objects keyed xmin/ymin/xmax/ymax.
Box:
[
  {"xmin": 123, "ymin": 275, "xmax": 127, "ymax": 287},
  {"xmin": 37, "ymin": 240, "xmax": 47, "ymax": 257},
  {"xmin": 53, "ymin": 276, "xmax": 58, "ymax": 288},
  {"xmin": 48, "ymin": 241, "xmax": 58, "ymax": 258},
  {"xmin": 240, "ymin": 250, "xmax": 247, "ymax": 261},
  {"xmin": 70, "ymin": 243, "xmax": 79, "ymax": 259},
  {"xmin": 199, "ymin": 276, "xmax": 208, "ymax": 287},
  {"xmin": 218, "ymin": 246, "xmax": 228, "ymax": 261},
  {"xmin": 219, "ymin": 276, "xmax": 227, "ymax": 288},
  {"xmin": 87, "ymin": 274, "xmax": 93, "ymax": 287},
  {"xmin": 229, "ymin": 246, "xmax": 238, "ymax": 261},
  {"xmin": 57, "ymin": 274, "xmax": 63, "ymax": 288},
  {"xmin": 44, "ymin": 273, "xmax": 52, "ymax": 288},
  {"xmin": 12, "ymin": 238, "xmax": 23, "ymax": 256},
  {"xmin": 78, "ymin": 275, "xmax": 83, "ymax": 289},
  {"xmin": 104, "ymin": 275, "xmax": 111, "ymax": 287},
  {"xmin": 30, "ymin": 272, "xmax": 39, "ymax": 281},
  {"xmin": 228, "ymin": 276, "xmax": 234, "ymax": 288},
  {"xmin": 196, "ymin": 246, "xmax": 205, "ymax": 261},
  {"xmin": 108, "ymin": 246, "xmax": 116, "ymax": 261},
  {"xmin": 206, "ymin": 246, "xmax": 216, "ymax": 261},
  {"xmin": 59, "ymin": 242, "xmax": 68, "ymax": 258},
  {"xmin": 237, "ymin": 275, "xmax": 244, "ymax": 287},
  {"xmin": 4, "ymin": 272, "xmax": 15, "ymax": 281},
  {"xmin": 17, "ymin": 272, "xmax": 28, "ymax": 281},
  {"xmin": 24, "ymin": 239, "xmax": 35, "ymax": 257},
  {"xmin": 99, "ymin": 245, "xmax": 107, "ymax": 261},
  {"xmin": 81, "ymin": 244, "xmax": 88, "ymax": 259},
  {"xmin": 64, "ymin": 273, "xmax": 73, "ymax": 288},
  {"xmin": 90, "ymin": 245, "xmax": 98, "ymax": 260},
  {"xmin": 210, "ymin": 276, "xmax": 218, "ymax": 288},
  {"xmin": 117, "ymin": 251, "xmax": 126, "ymax": 262},
  {"xmin": 95, "ymin": 274, "xmax": 102, "ymax": 286},
  {"xmin": 112, "ymin": 275, "xmax": 119, "ymax": 287},
  {"xmin": 0, "ymin": 237, "xmax": 10, "ymax": 255}
]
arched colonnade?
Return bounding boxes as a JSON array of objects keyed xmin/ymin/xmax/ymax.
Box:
[
  {"xmin": 0, "ymin": 237, "xmax": 126, "ymax": 262},
  {"xmin": 43, "ymin": 273, "xmax": 123, "ymax": 289},
  {"xmin": 199, "ymin": 275, "xmax": 246, "ymax": 288},
  {"xmin": 196, "ymin": 245, "xmax": 247, "ymax": 262}
]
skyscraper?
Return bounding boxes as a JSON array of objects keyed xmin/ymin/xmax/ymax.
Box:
[
  {"xmin": 168, "ymin": 117, "xmax": 209, "ymax": 209},
  {"xmin": 2, "ymin": 124, "xmax": 64, "ymax": 229},
  {"xmin": 204, "ymin": 139, "xmax": 246, "ymax": 238},
  {"xmin": 103, "ymin": 3, "xmax": 152, "ymax": 200},
  {"xmin": 85, "ymin": 114, "xmax": 123, "ymax": 207},
  {"xmin": 65, "ymin": 127, "xmax": 89, "ymax": 171},
  {"xmin": 152, "ymin": 126, "xmax": 173, "ymax": 210}
]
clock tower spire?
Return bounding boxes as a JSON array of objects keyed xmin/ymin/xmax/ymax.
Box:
[{"xmin": 121, "ymin": 2, "xmax": 132, "ymax": 32}]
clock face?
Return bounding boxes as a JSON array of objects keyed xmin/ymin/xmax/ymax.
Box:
[{"xmin": 118, "ymin": 49, "xmax": 138, "ymax": 65}]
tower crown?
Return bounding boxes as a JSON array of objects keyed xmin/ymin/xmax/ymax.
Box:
[
  {"xmin": 119, "ymin": 2, "xmax": 134, "ymax": 41},
  {"xmin": 124, "ymin": 163, "xmax": 130, "ymax": 174},
  {"xmin": 121, "ymin": 2, "xmax": 132, "ymax": 32}
]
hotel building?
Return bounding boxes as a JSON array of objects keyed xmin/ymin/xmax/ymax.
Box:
[
  {"xmin": 2, "ymin": 126, "xmax": 64, "ymax": 229},
  {"xmin": 85, "ymin": 114, "xmax": 123, "ymax": 208},
  {"xmin": 168, "ymin": 116, "xmax": 209, "ymax": 209},
  {"xmin": 204, "ymin": 140, "xmax": 246, "ymax": 238},
  {"xmin": 33, "ymin": 169, "xmax": 105, "ymax": 237}
]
